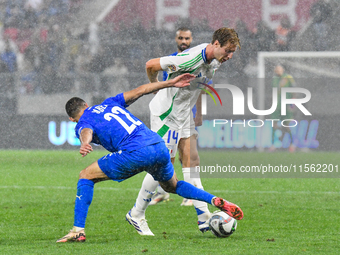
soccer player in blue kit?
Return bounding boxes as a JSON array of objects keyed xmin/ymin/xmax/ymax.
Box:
[{"xmin": 56, "ymin": 73, "xmax": 244, "ymax": 242}]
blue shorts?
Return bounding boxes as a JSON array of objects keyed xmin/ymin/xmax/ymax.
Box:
[{"xmin": 98, "ymin": 142, "xmax": 174, "ymax": 182}]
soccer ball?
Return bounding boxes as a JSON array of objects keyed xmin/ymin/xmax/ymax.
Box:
[{"xmin": 209, "ymin": 211, "xmax": 237, "ymax": 238}]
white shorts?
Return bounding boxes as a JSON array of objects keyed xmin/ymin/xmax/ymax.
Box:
[{"xmin": 151, "ymin": 113, "xmax": 198, "ymax": 158}]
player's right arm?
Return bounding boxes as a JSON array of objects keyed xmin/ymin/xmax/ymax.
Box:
[
  {"xmin": 147, "ymin": 51, "xmax": 196, "ymax": 83},
  {"xmin": 146, "ymin": 58, "xmax": 162, "ymax": 83},
  {"xmin": 79, "ymin": 128, "xmax": 93, "ymax": 157}
]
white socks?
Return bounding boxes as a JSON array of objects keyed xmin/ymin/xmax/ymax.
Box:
[
  {"xmin": 131, "ymin": 173, "xmax": 158, "ymax": 219},
  {"xmin": 182, "ymin": 167, "xmax": 211, "ymax": 222},
  {"xmin": 131, "ymin": 168, "xmax": 210, "ymax": 222},
  {"xmin": 156, "ymin": 185, "xmax": 167, "ymax": 195}
]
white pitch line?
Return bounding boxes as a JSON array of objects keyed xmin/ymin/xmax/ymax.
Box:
[{"xmin": 0, "ymin": 186, "xmax": 339, "ymax": 195}]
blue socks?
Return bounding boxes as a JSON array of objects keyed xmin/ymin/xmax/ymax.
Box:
[
  {"xmin": 72, "ymin": 179, "xmax": 213, "ymax": 228},
  {"xmin": 175, "ymin": 180, "xmax": 214, "ymax": 205},
  {"xmin": 74, "ymin": 179, "xmax": 95, "ymax": 228}
]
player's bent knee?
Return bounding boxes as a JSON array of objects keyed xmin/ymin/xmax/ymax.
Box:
[
  {"xmin": 79, "ymin": 169, "xmax": 88, "ymax": 180},
  {"xmin": 160, "ymin": 183, "xmax": 176, "ymax": 193},
  {"xmin": 79, "ymin": 169, "xmax": 98, "ymax": 181},
  {"xmin": 159, "ymin": 178, "xmax": 178, "ymax": 193},
  {"xmin": 78, "ymin": 162, "xmax": 109, "ymax": 183}
]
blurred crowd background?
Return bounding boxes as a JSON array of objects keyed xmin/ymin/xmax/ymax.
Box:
[{"xmin": 0, "ymin": 0, "xmax": 339, "ymax": 99}]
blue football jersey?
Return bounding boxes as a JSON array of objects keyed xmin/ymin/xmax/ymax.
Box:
[{"xmin": 75, "ymin": 93, "xmax": 163, "ymax": 152}]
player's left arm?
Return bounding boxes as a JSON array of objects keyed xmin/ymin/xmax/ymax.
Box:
[
  {"xmin": 79, "ymin": 128, "xmax": 93, "ymax": 157},
  {"xmin": 123, "ymin": 73, "xmax": 195, "ymax": 105},
  {"xmin": 147, "ymin": 54, "xmax": 191, "ymax": 83}
]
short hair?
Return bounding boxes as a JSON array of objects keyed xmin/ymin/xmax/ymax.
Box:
[
  {"xmin": 176, "ymin": 27, "xmax": 191, "ymax": 33},
  {"xmin": 65, "ymin": 97, "xmax": 86, "ymax": 118},
  {"xmin": 211, "ymin": 27, "xmax": 241, "ymax": 49}
]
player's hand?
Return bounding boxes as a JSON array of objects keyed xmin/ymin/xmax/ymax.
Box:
[
  {"xmin": 172, "ymin": 73, "xmax": 195, "ymax": 88},
  {"xmin": 79, "ymin": 143, "xmax": 93, "ymax": 157}
]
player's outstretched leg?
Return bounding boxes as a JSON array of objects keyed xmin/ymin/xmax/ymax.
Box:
[
  {"xmin": 211, "ymin": 197, "xmax": 244, "ymax": 220},
  {"xmin": 172, "ymin": 180, "xmax": 244, "ymax": 221}
]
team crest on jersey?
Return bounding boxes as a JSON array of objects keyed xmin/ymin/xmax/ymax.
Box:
[{"xmin": 168, "ymin": 65, "xmax": 176, "ymax": 72}]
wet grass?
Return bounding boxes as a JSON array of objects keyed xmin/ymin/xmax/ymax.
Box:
[{"xmin": 0, "ymin": 150, "xmax": 339, "ymax": 254}]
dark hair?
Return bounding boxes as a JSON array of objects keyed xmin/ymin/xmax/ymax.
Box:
[
  {"xmin": 176, "ymin": 27, "xmax": 191, "ymax": 33},
  {"xmin": 65, "ymin": 97, "xmax": 86, "ymax": 118},
  {"xmin": 211, "ymin": 27, "xmax": 241, "ymax": 49}
]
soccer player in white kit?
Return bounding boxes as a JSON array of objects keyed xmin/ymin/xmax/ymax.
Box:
[
  {"xmin": 127, "ymin": 28, "xmax": 241, "ymax": 235},
  {"xmin": 149, "ymin": 27, "xmax": 203, "ymax": 207}
]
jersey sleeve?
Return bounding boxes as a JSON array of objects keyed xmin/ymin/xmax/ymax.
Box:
[
  {"xmin": 101, "ymin": 93, "xmax": 128, "ymax": 108},
  {"xmin": 160, "ymin": 54, "xmax": 196, "ymax": 74},
  {"xmin": 75, "ymin": 121, "xmax": 93, "ymax": 139},
  {"xmin": 161, "ymin": 51, "xmax": 178, "ymax": 80},
  {"xmin": 160, "ymin": 55, "xmax": 182, "ymax": 73}
]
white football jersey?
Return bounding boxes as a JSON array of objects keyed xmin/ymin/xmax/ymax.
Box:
[{"xmin": 149, "ymin": 43, "xmax": 221, "ymax": 129}]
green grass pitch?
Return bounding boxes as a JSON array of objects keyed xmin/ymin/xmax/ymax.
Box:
[{"xmin": 0, "ymin": 150, "xmax": 339, "ymax": 254}]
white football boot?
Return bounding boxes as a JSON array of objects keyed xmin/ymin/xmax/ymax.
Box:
[{"xmin": 126, "ymin": 210, "xmax": 154, "ymax": 236}]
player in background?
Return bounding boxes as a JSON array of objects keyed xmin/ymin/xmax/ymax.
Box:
[
  {"xmin": 270, "ymin": 64, "xmax": 296, "ymax": 152},
  {"xmin": 128, "ymin": 27, "xmax": 242, "ymax": 235},
  {"xmin": 150, "ymin": 27, "xmax": 205, "ymax": 207},
  {"xmin": 56, "ymin": 73, "xmax": 243, "ymax": 242}
]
